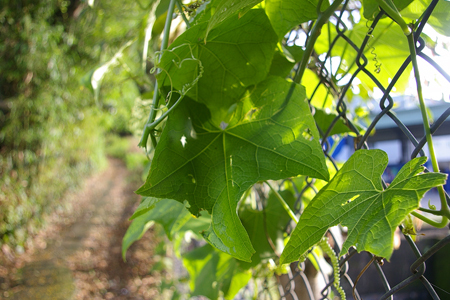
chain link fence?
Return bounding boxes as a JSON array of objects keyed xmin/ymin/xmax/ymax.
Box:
[{"xmin": 244, "ymin": 0, "xmax": 450, "ymax": 298}]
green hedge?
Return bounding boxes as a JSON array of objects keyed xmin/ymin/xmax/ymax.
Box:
[{"xmin": 0, "ymin": 0, "xmax": 146, "ymax": 250}]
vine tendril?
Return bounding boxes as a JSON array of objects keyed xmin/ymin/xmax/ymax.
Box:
[{"xmin": 366, "ymin": 20, "xmax": 382, "ymax": 74}]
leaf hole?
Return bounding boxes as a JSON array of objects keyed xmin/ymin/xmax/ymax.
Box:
[{"xmin": 180, "ymin": 135, "xmax": 187, "ymax": 147}]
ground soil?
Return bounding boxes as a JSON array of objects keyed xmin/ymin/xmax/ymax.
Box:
[{"xmin": 0, "ymin": 158, "xmax": 167, "ymax": 299}]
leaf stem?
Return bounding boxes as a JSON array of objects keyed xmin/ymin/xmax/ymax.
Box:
[
  {"xmin": 419, "ymin": 207, "xmax": 450, "ymax": 218},
  {"xmin": 265, "ymin": 181, "xmax": 298, "ymax": 224},
  {"xmin": 139, "ymin": 0, "xmax": 177, "ymax": 149},
  {"xmin": 142, "ymin": 93, "xmax": 185, "ymax": 132},
  {"xmin": 406, "ymin": 32, "xmax": 450, "ymax": 226},
  {"xmin": 294, "ymin": 0, "xmax": 344, "ymax": 84},
  {"xmin": 411, "ymin": 211, "xmax": 448, "ymax": 228}
]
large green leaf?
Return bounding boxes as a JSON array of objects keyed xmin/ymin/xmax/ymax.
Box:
[
  {"xmin": 157, "ymin": 9, "xmax": 278, "ymax": 117},
  {"xmin": 205, "ymin": 0, "xmax": 263, "ymax": 39},
  {"xmin": 183, "ymin": 244, "xmax": 252, "ymax": 300},
  {"xmin": 265, "ymin": 0, "xmax": 330, "ymax": 39},
  {"xmin": 137, "ymin": 77, "xmax": 329, "ymax": 262},
  {"xmin": 281, "ymin": 150, "xmax": 447, "ymax": 264},
  {"xmin": 239, "ymin": 189, "xmax": 296, "ymax": 268}
]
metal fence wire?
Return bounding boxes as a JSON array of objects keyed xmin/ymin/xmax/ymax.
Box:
[{"xmin": 255, "ymin": 0, "xmax": 450, "ymax": 299}]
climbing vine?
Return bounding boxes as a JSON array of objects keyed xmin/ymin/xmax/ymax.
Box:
[{"xmin": 120, "ymin": 0, "xmax": 450, "ymax": 298}]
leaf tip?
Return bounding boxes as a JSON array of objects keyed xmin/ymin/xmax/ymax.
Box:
[{"xmin": 135, "ymin": 183, "xmax": 151, "ymax": 196}]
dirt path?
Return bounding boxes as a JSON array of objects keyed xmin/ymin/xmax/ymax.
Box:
[{"xmin": 0, "ymin": 158, "xmax": 164, "ymax": 299}]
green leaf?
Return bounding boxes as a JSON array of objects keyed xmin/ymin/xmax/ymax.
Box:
[
  {"xmin": 313, "ymin": 108, "xmax": 353, "ymax": 136},
  {"xmin": 205, "ymin": 0, "xmax": 263, "ymax": 39},
  {"xmin": 137, "ymin": 77, "xmax": 329, "ymax": 262},
  {"xmin": 122, "ymin": 199, "xmax": 191, "ymax": 260},
  {"xmin": 179, "ymin": 211, "xmax": 211, "ymax": 236},
  {"xmin": 401, "ymin": 0, "xmax": 450, "ymax": 36},
  {"xmin": 157, "ymin": 9, "xmax": 278, "ymax": 116},
  {"xmin": 265, "ymin": 0, "xmax": 330, "ymax": 39},
  {"xmin": 268, "ymin": 49, "xmax": 296, "ymax": 78},
  {"xmin": 281, "ymin": 150, "xmax": 447, "ymax": 264},
  {"xmin": 130, "ymin": 197, "xmax": 162, "ymax": 220},
  {"xmin": 155, "ymin": 0, "xmax": 170, "ymax": 17},
  {"xmin": 268, "ymin": 45, "xmax": 304, "ymax": 79},
  {"xmin": 182, "ymin": 244, "xmax": 252, "ymax": 300},
  {"xmin": 422, "ymin": 0, "xmax": 450, "ymax": 37},
  {"xmin": 239, "ymin": 189, "xmax": 296, "ymax": 268},
  {"xmin": 122, "ymin": 213, "xmax": 154, "ymax": 261}
]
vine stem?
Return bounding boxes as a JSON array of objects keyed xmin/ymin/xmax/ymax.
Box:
[
  {"xmin": 406, "ymin": 32, "xmax": 450, "ymax": 227},
  {"xmin": 176, "ymin": 0, "xmax": 191, "ymax": 29},
  {"xmin": 418, "ymin": 206, "xmax": 450, "ymax": 219},
  {"xmin": 139, "ymin": 0, "xmax": 177, "ymax": 149},
  {"xmin": 294, "ymin": 0, "xmax": 344, "ymax": 84},
  {"xmin": 375, "ymin": 0, "xmax": 410, "ymax": 35},
  {"xmin": 142, "ymin": 93, "xmax": 185, "ymax": 132},
  {"xmin": 265, "ymin": 181, "xmax": 298, "ymax": 224}
]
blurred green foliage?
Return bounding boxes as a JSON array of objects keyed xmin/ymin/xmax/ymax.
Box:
[
  {"xmin": 105, "ymin": 135, "xmax": 132, "ymax": 160},
  {"xmin": 0, "ymin": 0, "xmax": 152, "ymax": 249}
]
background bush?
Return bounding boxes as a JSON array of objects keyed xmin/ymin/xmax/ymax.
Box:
[{"xmin": 0, "ymin": 0, "xmax": 148, "ymax": 250}]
